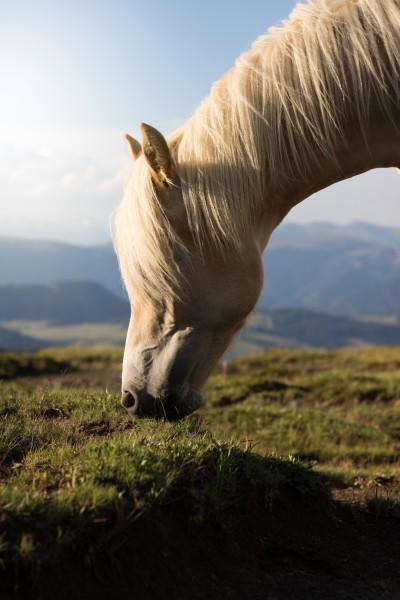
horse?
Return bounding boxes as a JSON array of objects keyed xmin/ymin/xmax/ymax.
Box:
[{"xmin": 114, "ymin": 0, "xmax": 400, "ymax": 420}]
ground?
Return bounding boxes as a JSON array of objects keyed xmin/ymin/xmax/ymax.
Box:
[{"xmin": 1, "ymin": 347, "xmax": 400, "ymax": 599}]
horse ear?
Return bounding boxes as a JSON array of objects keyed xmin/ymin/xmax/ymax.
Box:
[
  {"xmin": 125, "ymin": 134, "xmax": 142, "ymax": 161},
  {"xmin": 140, "ymin": 122, "xmax": 172, "ymax": 185}
]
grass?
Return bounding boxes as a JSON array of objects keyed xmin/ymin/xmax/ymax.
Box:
[
  {"xmin": 0, "ymin": 379, "xmax": 320, "ymax": 578},
  {"xmin": 204, "ymin": 348, "xmax": 400, "ymax": 475},
  {"xmin": 1, "ymin": 346, "xmax": 400, "ymax": 594},
  {"xmin": 0, "ymin": 347, "xmax": 123, "ymax": 379}
]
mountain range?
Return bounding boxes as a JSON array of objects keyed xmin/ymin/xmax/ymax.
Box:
[
  {"xmin": 0, "ymin": 237, "xmax": 123, "ymax": 297},
  {"xmin": 1, "ymin": 222, "xmax": 399, "ymax": 316},
  {"xmin": 0, "ymin": 281, "xmax": 129, "ymax": 324},
  {"xmin": 0, "ymin": 222, "xmax": 399, "ymax": 353},
  {"xmin": 260, "ymin": 222, "xmax": 400, "ymax": 314}
]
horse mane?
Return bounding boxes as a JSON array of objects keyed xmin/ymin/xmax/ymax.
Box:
[{"xmin": 114, "ymin": 0, "xmax": 400, "ymax": 304}]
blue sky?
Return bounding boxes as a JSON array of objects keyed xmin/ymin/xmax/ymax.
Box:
[
  {"xmin": 1, "ymin": 0, "xmax": 293, "ymax": 130},
  {"xmin": 1, "ymin": 0, "xmax": 399, "ymax": 244}
]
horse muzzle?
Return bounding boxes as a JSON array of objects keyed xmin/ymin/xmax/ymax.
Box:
[{"xmin": 121, "ymin": 386, "xmax": 204, "ymax": 421}]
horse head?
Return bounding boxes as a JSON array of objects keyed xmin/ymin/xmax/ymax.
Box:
[{"xmin": 116, "ymin": 124, "xmax": 263, "ymax": 420}]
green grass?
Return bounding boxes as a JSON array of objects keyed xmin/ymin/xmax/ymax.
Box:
[
  {"xmin": 203, "ymin": 348, "xmax": 400, "ymax": 473},
  {"xmin": 1, "ymin": 346, "xmax": 400, "ymax": 583},
  {"xmin": 0, "ymin": 347, "xmax": 123, "ymax": 379},
  {"xmin": 0, "ymin": 379, "xmax": 320, "ymax": 576}
]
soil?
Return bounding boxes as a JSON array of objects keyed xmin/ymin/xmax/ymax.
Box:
[{"xmin": 8, "ymin": 369, "xmax": 400, "ymax": 600}]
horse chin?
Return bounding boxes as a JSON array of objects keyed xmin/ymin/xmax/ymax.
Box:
[{"xmin": 165, "ymin": 388, "xmax": 205, "ymax": 421}]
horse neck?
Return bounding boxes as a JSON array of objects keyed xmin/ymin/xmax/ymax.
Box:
[{"xmin": 258, "ymin": 100, "xmax": 400, "ymax": 247}]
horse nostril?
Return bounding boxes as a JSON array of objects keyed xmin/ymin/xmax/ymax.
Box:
[{"xmin": 121, "ymin": 390, "xmax": 137, "ymax": 410}]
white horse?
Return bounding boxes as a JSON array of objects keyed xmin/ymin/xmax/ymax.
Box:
[{"xmin": 114, "ymin": 0, "xmax": 400, "ymax": 419}]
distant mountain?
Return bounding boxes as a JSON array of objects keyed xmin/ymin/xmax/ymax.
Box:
[
  {"xmin": 0, "ymin": 282, "xmax": 400, "ymax": 358},
  {"xmin": 270, "ymin": 222, "xmax": 400, "ymax": 248},
  {"xmin": 1, "ymin": 223, "xmax": 398, "ymax": 354},
  {"xmin": 0, "ymin": 326, "xmax": 49, "ymax": 352},
  {"xmin": 1, "ymin": 222, "xmax": 399, "ymax": 316},
  {"xmin": 239, "ymin": 309, "xmax": 400, "ymax": 350},
  {"xmin": 260, "ymin": 223, "xmax": 400, "ymax": 314},
  {"xmin": 332, "ymin": 275, "xmax": 400, "ymax": 316},
  {"xmin": 0, "ymin": 237, "xmax": 124, "ymax": 298},
  {"xmin": 0, "ymin": 282, "xmax": 129, "ymax": 325}
]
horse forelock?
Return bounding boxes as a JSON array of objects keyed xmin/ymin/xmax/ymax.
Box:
[
  {"xmin": 113, "ymin": 156, "xmax": 187, "ymax": 305},
  {"xmin": 114, "ymin": 0, "xmax": 400, "ymax": 305}
]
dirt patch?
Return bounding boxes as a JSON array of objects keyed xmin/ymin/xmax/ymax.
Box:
[
  {"xmin": 332, "ymin": 476, "xmax": 400, "ymax": 516},
  {"xmin": 77, "ymin": 420, "xmax": 132, "ymax": 437}
]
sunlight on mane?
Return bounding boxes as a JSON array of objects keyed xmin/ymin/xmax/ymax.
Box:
[{"xmin": 114, "ymin": 0, "xmax": 400, "ymax": 304}]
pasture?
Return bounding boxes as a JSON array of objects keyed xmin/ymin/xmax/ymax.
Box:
[{"xmin": 1, "ymin": 347, "xmax": 400, "ymax": 599}]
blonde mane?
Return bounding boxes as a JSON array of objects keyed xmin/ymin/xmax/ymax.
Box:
[{"xmin": 114, "ymin": 0, "xmax": 400, "ymax": 304}]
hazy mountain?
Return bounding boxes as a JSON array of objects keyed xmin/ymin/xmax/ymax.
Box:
[
  {"xmin": 238, "ymin": 309, "xmax": 400, "ymax": 350},
  {"xmin": 332, "ymin": 275, "xmax": 400, "ymax": 316},
  {"xmin": 0, "ymin": 326, "xmax": 49, "ymax": 352},
  {"xmin": 1, "ymin": 223, "xmax": 398, "ymax": 354},
  {"xmin": 0, "ymin": 282, "xmax": 129, "ymax": 325},
  {"xmin": 261, "ymin": 245, "xmax": 400, "ymax": 312},
  {"xmin": 269, "ymin": 222, "xmax": 400, "ymax": 248},
  {"xmin": 1, "ymin": 222, "xmax": 399, "ymax": 315},
  {"xmin": 260, "ymin": 222, "xmax": 400, "ymax": 313},
  {"xmin": 0, "ymin": 237, "xmax": 124, "ymax": 297},
  {"xmin": 0, "ymin": 282, "xmax": 398, "ymax": 353}
]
